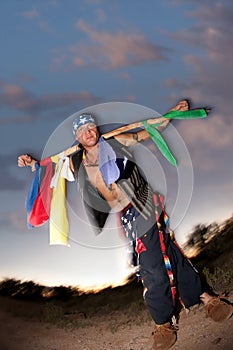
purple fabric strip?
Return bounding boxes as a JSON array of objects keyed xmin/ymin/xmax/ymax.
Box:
[{"xmin": 98, "ymin": 137, "xmax": 120, "ymax": 186}]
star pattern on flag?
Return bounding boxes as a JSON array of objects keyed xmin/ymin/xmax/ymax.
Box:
[
  {"xmin": 79, "ymin": 116, "xmax": 88, "ymax": 124},
  {"xmin": 121, "ymin": 209, "xmax": 137, "ymax": 241}
]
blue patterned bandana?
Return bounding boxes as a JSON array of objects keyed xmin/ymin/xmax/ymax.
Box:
[{"xmin": 72, "ymin": 114, "xmax": 96, "ymax": 135}]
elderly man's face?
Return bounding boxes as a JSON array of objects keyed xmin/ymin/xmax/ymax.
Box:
[{"xmin": 76, "ymin": 123, "xmax": 99, "ymax": 148}]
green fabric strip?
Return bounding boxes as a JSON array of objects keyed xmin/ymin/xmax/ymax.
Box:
[
  {"xmin": 141, "ymin": 109, "xmax": 208, "ymax": 167},
  {"xmin": 142, "ymin": 120, "xmax": 177, "ymax": 167},
  {"xmin": 162, "ymin": 108, "xmax": 207, "ymax": 120}
]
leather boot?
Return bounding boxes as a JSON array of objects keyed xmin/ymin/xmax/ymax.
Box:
[
  {"xmin": 152, "ymin": 322, "xmax": 177, "ymax": 350},
  {"xmin": 205, "ymin": 297, "xmax": 232, "ymax": 322}
]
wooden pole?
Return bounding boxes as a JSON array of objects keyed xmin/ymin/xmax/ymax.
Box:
[{"xmin": 63, "ymin": 115, "xmax": 169, "ymax": 157}]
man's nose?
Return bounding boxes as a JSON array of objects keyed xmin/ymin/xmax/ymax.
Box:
[{"xmin": 82, "ymin": 128, "xmax": 92, "ymax": 137}]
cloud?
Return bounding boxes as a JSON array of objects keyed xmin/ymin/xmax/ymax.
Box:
[
  {"xmin": 21, "ymin": 8, "xmax": 56, "ymax": 34},
  {"xmin": 53, "ymin": 20, "xmax": 170, "ymax": 70},
  {"xmin": 166, "ymin": 1, "xmax": 233, "ymax": 162},
  {"xmin": 95, "ymin": 8, "xmax": 106, "ymax": 22},
  {"xmin": 0, "ymin": 209, "xmax": 27, "ymax": 231},
  {"xmin": 0, "ymin": 83, "xmax": 35, "ymax": 113},
  {"xmin": 178, "ymin": 115, "xmax": 233, "ymax": 149},
  {"xmin": 170, "ymin": 1, "xmax": 233, "ymax": 100},
  {"xmin": 21, "ymin": 9, "xmax": 39, "ymax": 20},
  {"xmin": 169, "ymin": 2, "xmax": 233, "ymax": 88},
  {"xmin": 126, "ymin": 95, "xmax": 136, "ymax": 103},
  {"xmin": 118, "ymin": 72, "xmax": 132, "ymax": 82},
  {"xmin": 84, "ymin": 0, "xmax": 107, "ymax": 4},
  {"xmin": 0, "ymin": 154, "xmax": 27, "ymax": 190},
  {"xmin": 18, "ymin": 74, "xmax": 35, "ymax": 84},
  {"xmin": 0, "ymin": 82, "xmax": 101, "ymax": 124},
  {"xmin": 164, "ymin": 78, "xmax": 177, "ymax": 88}
]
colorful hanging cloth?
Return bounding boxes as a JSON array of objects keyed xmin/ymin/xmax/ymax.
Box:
[
  {"xmin": 26, "ymin": 154, "xmax": 74, "ymax": 246},
  {"xmin": 142, "ymin": 108, "xmax": 208, "ymax": 166},
  {"xmin": 49, "ymin": 154, "xmax": 70, "ymax": 246},
  {"xmin": 98, "ymin": 136, "xmax": 120, "ymax": 186},
  {"xmin": 25, "ymin": 108, "xmax": 208, "ymax": 243},
  {"xmin": 26, "ymin": 157, "xmax": 53, "ymax": 227}
]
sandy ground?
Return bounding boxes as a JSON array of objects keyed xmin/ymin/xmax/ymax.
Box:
[{"xmin": 0, "ymin": 294, "xmax": 232, "ymax": 350}]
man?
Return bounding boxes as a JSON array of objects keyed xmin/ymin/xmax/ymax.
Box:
[{"xmin": 18, "ymin": 100, "xmax": 232, "ymax": 350}]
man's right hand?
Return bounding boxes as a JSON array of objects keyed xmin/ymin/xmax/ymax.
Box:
[{"xmin": 18, "ymin": 154, "xmax": 37, "ymax": 171}]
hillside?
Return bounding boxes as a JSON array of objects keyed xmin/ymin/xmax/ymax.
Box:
[{"xmin": 0, "ymin": 215, "xmax": 232, "ymax": 350}]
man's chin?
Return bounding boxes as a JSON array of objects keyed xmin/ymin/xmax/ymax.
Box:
[{"xmin": 86, "ymin": 139, "xmax": 98, "ymax": 146}]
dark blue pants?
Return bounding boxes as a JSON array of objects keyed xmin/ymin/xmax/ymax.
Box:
[{"xmin": 121, "ymin": 206, "xmax": 204, "ymax": 325}]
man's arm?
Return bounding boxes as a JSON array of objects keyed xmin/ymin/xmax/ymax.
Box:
[
  {"xmin": 115, "ymin": 99, "xmax": 189, "ymax": 147},
  {"xmin": 18, "ymin": 154, "xmax": 37, "ymax": 172}
]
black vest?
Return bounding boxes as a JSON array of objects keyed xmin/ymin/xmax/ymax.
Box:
[{"xmin": 71, "ymin": 138, "xmax": 155, "ymax": 233}]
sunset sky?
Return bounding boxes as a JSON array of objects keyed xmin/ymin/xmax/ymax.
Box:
[{"xmin": 0, "ymin": 0, "xmax": 232, "ymax": 289}]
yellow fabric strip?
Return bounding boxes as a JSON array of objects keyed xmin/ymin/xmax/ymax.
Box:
[{"xmin": 49, "ymin": 155, "xmax": 69, "ymax": 246}]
